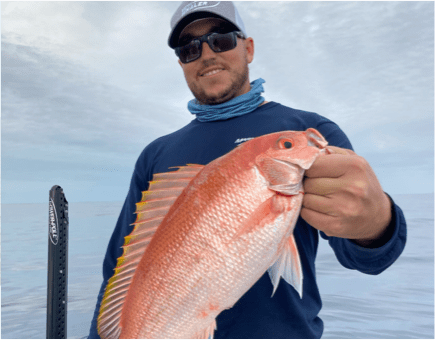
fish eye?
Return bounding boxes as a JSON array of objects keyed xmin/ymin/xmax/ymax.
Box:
[{"xmin": 279, "ymin": 139, "xmax": 293, "ymax": 149}]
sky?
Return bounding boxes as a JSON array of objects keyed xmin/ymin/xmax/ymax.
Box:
[{"xmin": 1, "ymin": 1, "xmax": 434, "ymax": 204}]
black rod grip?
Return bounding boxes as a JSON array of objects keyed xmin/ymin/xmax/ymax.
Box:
[{"xmin": 47, "ymin": 185, "xmax": 69, "ymax": 339}]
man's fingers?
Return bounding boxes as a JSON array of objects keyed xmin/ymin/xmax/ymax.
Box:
[
  {"xmin": 302, "ymin": 193, "xmax": 337, "ymax": 216},
  {"xmin": 305, "ymin": 148, "xmax": 358, "ymax": 179},
  {"xmin": 300, "ymin": 206, "xmax": 338, "ymax": 235},
  {"xmin": 303, "ymin": 177, "xmax": 345, "ymax": 196},
  {"xmin": 305, "ymin": 154, "xmax": 348, "ymax": 178}
]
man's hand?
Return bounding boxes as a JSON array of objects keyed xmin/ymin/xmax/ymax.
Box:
[{"xmin": 301, "ymin": 146, "xmax": 393, "ymax": 247}]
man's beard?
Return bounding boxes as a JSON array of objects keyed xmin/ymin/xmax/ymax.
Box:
[{"xmin": 188, "ymin": 62, "xmax": 249, "ymax": 105}]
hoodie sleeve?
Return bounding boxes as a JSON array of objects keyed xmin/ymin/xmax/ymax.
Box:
[
  {"xmin": 88, "ymin": 152, "xmax": 151, "ymax": 339},
  {"xmin": 319, "ymin": 196, "xmax": 407, "ymax": 274},
  {"xmin": 315, "ymin": 120, "xmax": 407, "ymax": 275}
]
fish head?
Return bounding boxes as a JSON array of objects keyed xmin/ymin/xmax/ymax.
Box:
[{"xmin": 253, "ymin": 128, "xmax": 328, "ymax": 195}]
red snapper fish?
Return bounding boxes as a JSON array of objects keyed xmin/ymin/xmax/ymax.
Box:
[{"xmin": 98, "ymin": 128, "xmax": 328, "ymax": 338}]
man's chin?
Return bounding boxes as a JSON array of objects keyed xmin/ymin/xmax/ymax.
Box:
[
  {"xmin": 200, "ymin": 96, "xmax": 231, "ymax": 105},
  {"xmin": 195, "ymin": 89, "xmax": 236, "ymax": 105}
]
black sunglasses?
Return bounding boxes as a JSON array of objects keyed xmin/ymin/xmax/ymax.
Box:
[{"xmin": 175, "ymin": 31, "xmax": 245, "ymax": 64}]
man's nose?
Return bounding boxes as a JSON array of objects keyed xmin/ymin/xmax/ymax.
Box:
[{"xmin": 200, "ymin": 41, "xmax": 217, "ymax": 59}]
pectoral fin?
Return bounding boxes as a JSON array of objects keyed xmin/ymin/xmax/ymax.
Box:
[
  {"xmin": 193, "ymin": 319, "xmax": 217, "ymax": 339},
  {"xmin": 267, "ymin": 235, "xmax": 303, "ymax": 298}
]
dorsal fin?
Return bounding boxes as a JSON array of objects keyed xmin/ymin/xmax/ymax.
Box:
[{"xmin": 97, "ymin": 164, "xmax": 204, "ymax": 338}]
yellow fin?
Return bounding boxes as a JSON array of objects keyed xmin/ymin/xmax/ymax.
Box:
[{"xmin": 97, "ymin": 164, "xmax": 204, "ymax": 338}]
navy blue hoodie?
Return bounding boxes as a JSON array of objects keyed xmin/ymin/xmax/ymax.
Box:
[{"xmin": 89, "ymin": 102, "xmax": 406, "ymax": 338}]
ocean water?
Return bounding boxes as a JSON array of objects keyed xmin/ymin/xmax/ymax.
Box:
[
  {"xmin": 1, "ymin": 193, "xmax": 434, "ymax": 339},
  {"xmin": 0, "ymin": 153, "xmax": 2, "ymax": 339}
]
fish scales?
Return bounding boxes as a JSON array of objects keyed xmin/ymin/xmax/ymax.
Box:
[
  {"xmin": 130, "ymin": 166, "xmax": 270, "ymax": 337},
  {"xmin": 98, "ymin": 128, "xmax": 328, "ymax": 339}
]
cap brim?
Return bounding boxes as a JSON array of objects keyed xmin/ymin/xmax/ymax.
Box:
[{"xmin": 168, "ymin": 12, "xmax": 235, "ymax": 48}]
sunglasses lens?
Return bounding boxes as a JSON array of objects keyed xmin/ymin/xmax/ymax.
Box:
[
  {"xmin": 177, "ymin": 32, "xmax": 239, "ymax": 63},
  {"xmin": 179, "ymin": 41, "xmax": 201, "ymax": 63},
  {"xmin": 210, "ymin": 33, "xmax": 235, "ymax": 52}
]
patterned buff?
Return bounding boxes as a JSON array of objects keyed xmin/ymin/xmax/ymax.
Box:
[{"xmin": 187, "ymin": 78, "xmax": 266, "ymax": 122}]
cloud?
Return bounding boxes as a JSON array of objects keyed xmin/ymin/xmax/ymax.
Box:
[
  {"xmin": 1, "ymin": 1, "xmax": 433, "ymax": 202},
  {"xmin": 239, "ymin": 1, "xmax": 434, "ymax": 133},
  {"xmin": 1, "ymin": 38, "xmax": 193, "ymax": 203},
  {"xmin": 1, "ymin": 2, "xmax": 170, "ymax": 62},
  {"xmin": 1, "ymin": 37, "xmax": 194, "ymax": 158}
]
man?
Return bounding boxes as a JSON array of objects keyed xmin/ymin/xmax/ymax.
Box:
[{"xmin": 89, "ymin": 2, "xmax": 406, "ymax": 338}]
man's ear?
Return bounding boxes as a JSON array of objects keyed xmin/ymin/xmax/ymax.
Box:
[
  {"xmin": 178, "ymin": 59, "xmax": 183, "ymax": 67},
  {"xmin": 245, "ymin": 37, "xmax": 254, "ymax": 64}
]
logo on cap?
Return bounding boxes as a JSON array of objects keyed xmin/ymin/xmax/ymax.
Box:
[{"xmin": 182, "ymin": 1, "xmax": 221, "ymax": 16}]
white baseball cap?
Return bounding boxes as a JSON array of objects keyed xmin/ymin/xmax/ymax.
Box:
[{"xmin": 168, "ymin": 1, "xmax": 247, "ymax": 48}]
